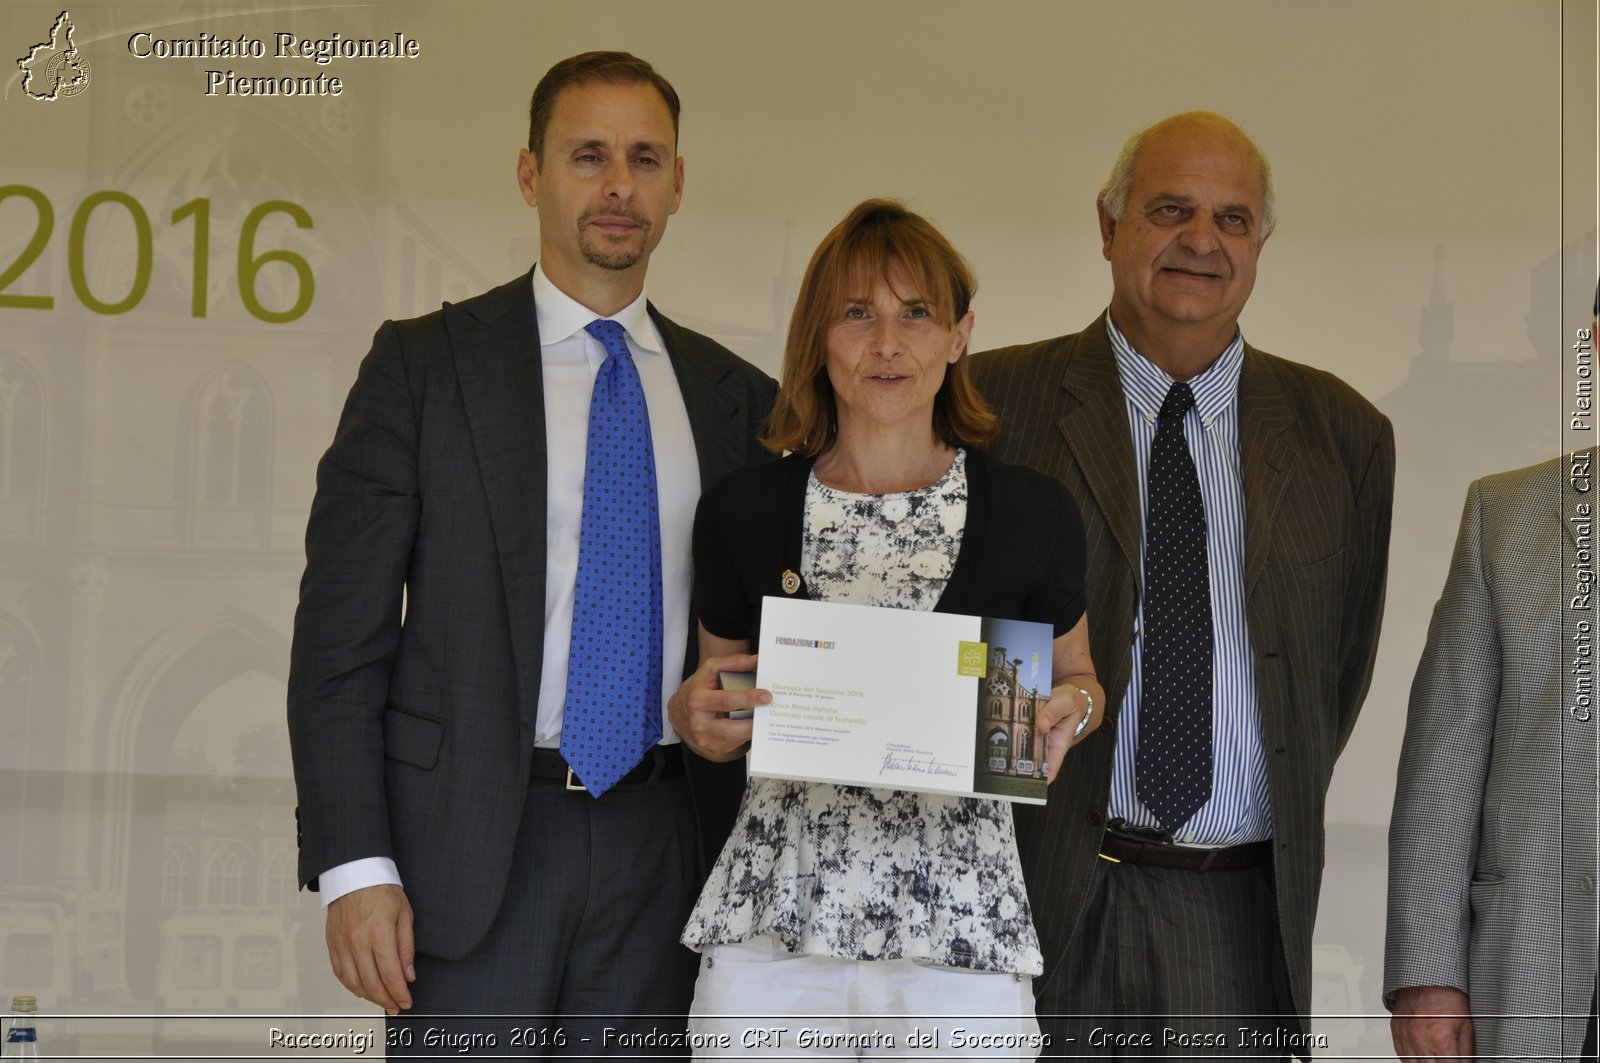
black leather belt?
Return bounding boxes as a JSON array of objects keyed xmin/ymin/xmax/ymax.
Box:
[
  {"xmin": 1098, "ymin": 832, "xmax": 1272, "ymax": 871},
  {"xmin": 529, "ymin": 744, "xmax": 684, "ymax": 793}
]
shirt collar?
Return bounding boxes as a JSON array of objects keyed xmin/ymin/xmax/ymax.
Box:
[
  {"xmin": 531, "ymin": 262, "xmax": 663, "ymax": 355},
  {"xmin": 1106, "ymin": 311, "xmax": 1244, "ymax": 427}
]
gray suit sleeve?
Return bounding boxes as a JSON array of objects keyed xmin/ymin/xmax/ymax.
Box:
[
  {"xmin": 1383, "ymin": 479, "xmax": 1498, "ymax": 1006},
  {"xmin": 287, "ymin": 320, "xmax": 421, "ymax": 888}
]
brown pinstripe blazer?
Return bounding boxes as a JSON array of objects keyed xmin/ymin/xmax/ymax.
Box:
[{"xmin": 969, "ymin": 313, "xmax": 1394, "ymax": 1029}]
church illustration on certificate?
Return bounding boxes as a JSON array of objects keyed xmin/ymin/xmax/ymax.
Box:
[{"xmin": 972, "ymin": 617, "xmax": 1053, "ymax": 801}]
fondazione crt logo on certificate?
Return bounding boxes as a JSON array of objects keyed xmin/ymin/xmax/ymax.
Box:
[{"xmin": 16, "ymin": 10, "xmax": 91, "ymax": 101}]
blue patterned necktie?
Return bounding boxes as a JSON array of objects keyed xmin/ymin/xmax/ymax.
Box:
[
  {"xmin": 559, "ymin": 318, "xmax": 664, "ymax": 797},
  {"xmin": 1135, "ymin": 381, "xmax": 1214, "ymax": 832}
]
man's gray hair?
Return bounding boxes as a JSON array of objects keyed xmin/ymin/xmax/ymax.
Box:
[{"xmin": 1099, "ymin": 113, "xmax": 1277, "ymax": 238}]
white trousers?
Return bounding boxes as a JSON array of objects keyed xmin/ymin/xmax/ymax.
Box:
[{"xmin": 687, "ymin": 935, "xmax": 1045, "ymax": 1060}]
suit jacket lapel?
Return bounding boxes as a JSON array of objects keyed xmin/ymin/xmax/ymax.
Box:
[
  {"xmin": 1062, "ymin": 315, "xmax": 1142, "ymax": 579},
  {"xmin": 651, "ymin": 305, "xmax": 753, "ymax": 488},
  {"xmin": 1238, "ymin": 346, "xmax": 1296, "ymax": 597},
  {"xmin": 446, "ymin": 272, "xmax": 548, "ymax": 732}
]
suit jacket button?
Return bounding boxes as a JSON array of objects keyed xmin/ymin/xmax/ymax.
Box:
[{"xmin": 1086, "ymin": 808, "xmax": 1104, "ymax": 826}]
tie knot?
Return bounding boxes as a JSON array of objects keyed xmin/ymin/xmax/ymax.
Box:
[
  {"xmin": 585, "ymin": 318, "xmax": 631, "ymax": 360},
  {"xmin": 1159, "ymin": 382, "xmax": 1195, "ymax": 422}
]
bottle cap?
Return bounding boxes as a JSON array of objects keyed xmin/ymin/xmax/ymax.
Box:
[{"xmin": 10, "ymin": 996, "xmax": 37, "ymax": 1013}]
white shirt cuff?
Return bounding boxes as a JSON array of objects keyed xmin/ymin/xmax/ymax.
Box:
[{"xmin": 318, "ymin": 857, "xmax": 402, "ymax": 908}]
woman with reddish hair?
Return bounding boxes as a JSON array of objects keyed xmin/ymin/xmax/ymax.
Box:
[{"xmin": 670, "ymin": 199, "xmax": 1102, "ymax": 1057}]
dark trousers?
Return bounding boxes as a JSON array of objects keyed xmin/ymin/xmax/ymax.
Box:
[
  {"xmin": 1035, "ymin": 856, "xmax": 1294, "ymax": 1060},
  {"xmin": 387, "ymin": 773, "xmax": 701, "ymax": 1059}
]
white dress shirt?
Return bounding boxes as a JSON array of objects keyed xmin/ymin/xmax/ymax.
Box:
[
  {"xmin": 1103, "ymin": 312, "xmax": 1272, "ymax": 846},
  {"xmin": 319, "ymin": 264, "xmax": 702, "ymax": 906}
]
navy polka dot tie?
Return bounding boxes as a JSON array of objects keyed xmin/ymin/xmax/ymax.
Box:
[
  {"xmin": 560, "ymin": 319, "xmax": 664, "ymax": 797},
  {"xmin": 1135, "ymin": 381, "xmax": 1214, "ymax": 832}
]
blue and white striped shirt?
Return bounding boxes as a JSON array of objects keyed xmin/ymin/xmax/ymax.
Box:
[{"xmin": 1105, "ymin": 314, "xmax": 1271, "ymax": 845}]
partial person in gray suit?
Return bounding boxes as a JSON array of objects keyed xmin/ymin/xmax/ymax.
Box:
[
  {"xmin": 287, "ymin": 52, "xmax": 775, "ymax": 1055},
  {"xmin": 1386, "ymin": 448, "xmax": 1599, "ymax": 1061},
  {"xmin": 969, "ymin": 111, "xmax": 1394, "ymax": 1056}
]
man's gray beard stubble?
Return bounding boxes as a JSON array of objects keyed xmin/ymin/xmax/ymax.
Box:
[{"xmin": 579, "ymin": 216, "xmax": 651, "ymax": 272}]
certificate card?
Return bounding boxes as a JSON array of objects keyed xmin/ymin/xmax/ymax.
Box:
[{"xmin": 748, "ymin": 596, "xmax": 1056, "ymax": 804}]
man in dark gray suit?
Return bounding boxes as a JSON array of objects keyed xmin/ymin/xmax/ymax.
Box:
[
  {"xmin": 970, "ymin": 111, "xmax": 1393, "ymax": 1056},
  {"xmin": 287, "ymin": 51, "xmax": 775, "ymax": 1054}
]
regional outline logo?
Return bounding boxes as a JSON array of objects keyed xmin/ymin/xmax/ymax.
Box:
[{"xmin": 17, "ymin": 10, "xmax": 91, "ymax": 101}]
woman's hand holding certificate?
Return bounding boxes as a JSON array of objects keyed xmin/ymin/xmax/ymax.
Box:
[{"xmin": 667, "ymin": 649, "xmax": 769, "ymax": 762}]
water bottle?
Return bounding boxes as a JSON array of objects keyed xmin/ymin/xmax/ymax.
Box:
[{"xmin": 3, "ymin": 996, "xmax": 38, "ymax": 1060}]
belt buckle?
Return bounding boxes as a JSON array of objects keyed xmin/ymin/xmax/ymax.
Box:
[
  {"xmin": 564, "ymin": 767, "xmax": 586, "ymax": 793},
  {"xmin": 1097, "ymin": 852, "xmax": 1122, "ymax": 863}
]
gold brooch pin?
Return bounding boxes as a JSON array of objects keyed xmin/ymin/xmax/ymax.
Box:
[{"xmin": 780, "ymin": 570, "xmax": 801, "ymax": 595}]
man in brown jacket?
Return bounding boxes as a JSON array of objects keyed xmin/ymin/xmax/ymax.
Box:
[{"xmin": 971, "ymin": 111, "xmax": 1393, "ymax": 1057}]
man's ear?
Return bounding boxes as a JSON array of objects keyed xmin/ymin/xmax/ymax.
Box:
[
  {"xmin": 516, "ymin": 148, "xmax": 539, "ymax": 208},
  {"xmin": 1096, "ymin": 194, "xmax": 1117, "ymax": 261}
]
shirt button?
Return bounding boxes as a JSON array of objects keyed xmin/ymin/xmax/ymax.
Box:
[{"xmin": 1581, "ymin": 874, "xmax": 1595, "ymax": 895}]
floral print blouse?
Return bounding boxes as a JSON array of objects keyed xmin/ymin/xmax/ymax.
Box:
[{"xmin": 682, "ymin": 449, "xmax": 1044, "ymax": 975}]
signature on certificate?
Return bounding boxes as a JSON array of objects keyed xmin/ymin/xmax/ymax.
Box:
[{"xmin": 879, "ymin": 749, "xmax": 962, "ymax": 778}]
